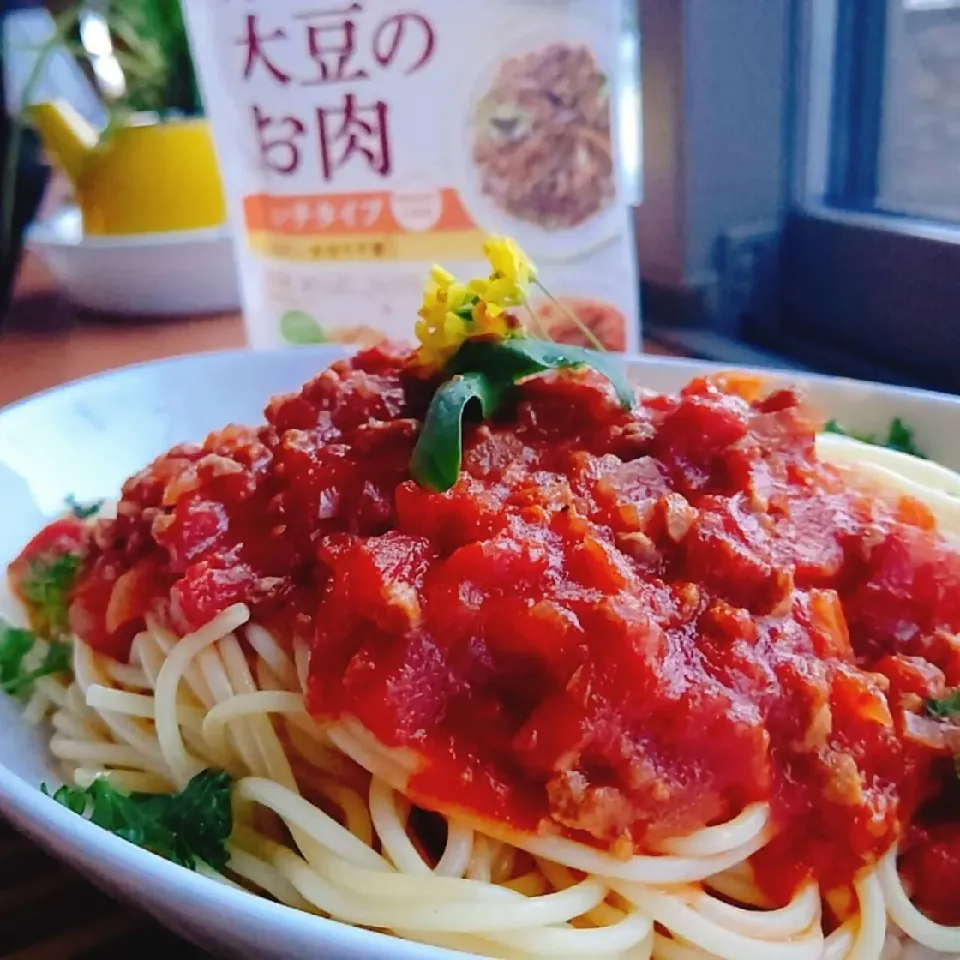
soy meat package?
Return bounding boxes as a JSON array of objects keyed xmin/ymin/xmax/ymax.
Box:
[{"xmin": 183, "ymin": 0, "xmax": 641, "ymax": 351}]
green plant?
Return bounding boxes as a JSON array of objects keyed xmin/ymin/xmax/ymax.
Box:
[
  {"xmin": 1, "ymin": 0, "xmax": 200, "ymax": 257},
  {"xmin": 99, "ymin": 0, "xmax": 201, "ymax": 118}
]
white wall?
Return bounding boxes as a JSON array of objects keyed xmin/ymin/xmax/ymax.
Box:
[{"xmin": 638, "ymin": 0, "xmax": 791, "ymax": 294}]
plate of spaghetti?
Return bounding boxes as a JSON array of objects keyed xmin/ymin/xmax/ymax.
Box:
[{"xmin": 3, "ymin": 239, "xmax": 960, "ymax": 960}]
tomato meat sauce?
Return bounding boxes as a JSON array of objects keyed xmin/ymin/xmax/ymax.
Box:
[{"xmin": 10, "ymin": 344, "xmax": 960, "ymax": 916}]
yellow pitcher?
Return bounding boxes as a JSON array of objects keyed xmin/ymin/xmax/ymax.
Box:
[{"xmin": 29, "ymin": 101, "xmax": 227, "ymax": 236}]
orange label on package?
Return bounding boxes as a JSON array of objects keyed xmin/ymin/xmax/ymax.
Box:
[{"xmin": 244, "ymin": 189, "xmax": 478, "ymax": 237}]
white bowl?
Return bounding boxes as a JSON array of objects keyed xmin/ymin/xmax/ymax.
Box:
[
  {"xmin": 1, "ymin": 349, "xmax": 959, "ymax": 959},
  {"xmin": 26, "ymin": 208, "xmax": 241, "ymax": 316}
]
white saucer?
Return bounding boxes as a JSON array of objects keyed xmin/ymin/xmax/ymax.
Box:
[{"xmin": 26, "ymin": 207, "xmax": 241, "ymax": 316}]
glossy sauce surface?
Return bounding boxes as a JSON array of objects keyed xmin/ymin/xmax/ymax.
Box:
[{"xmin": 11, "ymin": 346, "xmax": 960, "ymax": 914}]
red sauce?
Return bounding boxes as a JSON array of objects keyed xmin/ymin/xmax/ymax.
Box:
[
  {"xmin": 11, "ymin": 345, "xmax": 960, "ymax": 916},
  {"xmin": 901, "ymin": 816, "xmax": 960, "ymax": 926}
]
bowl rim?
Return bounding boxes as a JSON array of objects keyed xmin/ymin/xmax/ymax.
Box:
[
  {"xmin": 3, "ymin": 345, "xmax": 959, "ymax": 419},
  {"xmin": 0, "ymin": 764, "xmax": 461, "ymax": 959},
  {"xmin": 26, "ymin": 207, "xmax": 231, "ymax": 250}
]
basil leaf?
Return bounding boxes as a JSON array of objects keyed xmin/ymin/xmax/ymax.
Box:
[
  {"xmin": 411, "ymin": 372, "xmax": 509, "ymax": 492},
  {"xmin": 449, "ymin": 338, "xmax": 634, "ymax": 409}
]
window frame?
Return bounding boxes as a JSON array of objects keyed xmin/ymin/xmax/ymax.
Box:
[
  {"xmin": 776, "ymin": 0, "xmax": 960, "ymax": 393},
  {"xmin": 637, "ymin": 0, "xmax": 960, "ymax": 393}
]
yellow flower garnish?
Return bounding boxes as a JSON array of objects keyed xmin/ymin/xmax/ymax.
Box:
[
  {"xmin": 468, "ymin": 236, "xmax": 537, "ymax": 310},
  {"xmin": 414, "ymin": 236, "xmax": 535, "ymax": 372},
  {"xmin": 485, "ymin": 235, "xmax": 537, "ymax": 295},
  {"xmin": 415, "ymin": 266, "xmax": 473, "ymax": 371}
]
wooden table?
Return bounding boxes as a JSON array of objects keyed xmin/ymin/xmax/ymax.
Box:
[
  {"xmin": 0, "ymin": 255, "xmax": 676, "ymax": 958},
  {"xmin": 0, "ymin": 256, "xmax": 246, "ymax": 409}
]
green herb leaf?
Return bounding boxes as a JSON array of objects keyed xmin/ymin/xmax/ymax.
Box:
[
  {"xmin": 449, "ymin": 338, "xmax": 635, "ymax": 409},
  {"xmin": 65, "ymin": 495, "xmax": 104, "ymax": 520},
  {"xmin": 885, "ymin": 417, "xmax": 924, "ymax": 457},
  {"xmin": 45, "ymin": 769, "xmax": 234, "ymax": 872},
  {"xmin": 927, "ymin": 689, "xmax": 960, "ymax": 721},
  {"xmin": 410, "ymin": 337, "xmax": 634, "ymax": 492},
  {"xmin": 3, "ymin": 641, "xmax": 72, "ymax": 697},
  {"xmin": 0, "ymin": 621, "xmax": 36, "ymax": 690},
  {"xmin": 824, "ymin": 417, "xmax": 925, "ymax": 458},
  {"xmin": 824, "ymin": 419, "xmax": 852, "ymax": 437},
  {"xmin": 0, "ymin": 620, "xmax": 72, "ymax": 698},
  {"xmin": 20, "ymin": 553, "xmax": 80, "ymax": 638},
  {"xmin": 824, "ymin": 419, "xmax": 882, "ymax": 445},
  {"xmin": 411, "ymin": 372, "xmax": 509, "ymax": 492}
]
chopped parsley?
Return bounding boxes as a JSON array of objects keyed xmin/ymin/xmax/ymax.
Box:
[
  {"xmin": 0, "ymin": 619, "xmax": 72, "ymax": 697},
  {"xmin": 45, "ymin": 769, "xmax": 234, "ymax": 872},
  {"xmin": 20, "ymin": 552, "xmax": 81, "ymax": 638},
  {"xmin": 65, "ymin": 494, "xmax": 104, "ymax": 520},
  {"xmin": 824, "ymin": 417, "xmax": 925, "ymax": 458},
  {"xmin": 926, "ymin": 689, "xmax": 960, "ymax": 721}
]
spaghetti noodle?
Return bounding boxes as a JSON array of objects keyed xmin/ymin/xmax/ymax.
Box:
[{"xmin": 8, "ymin": 349, "xmax": 960, "ymax": 960}]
